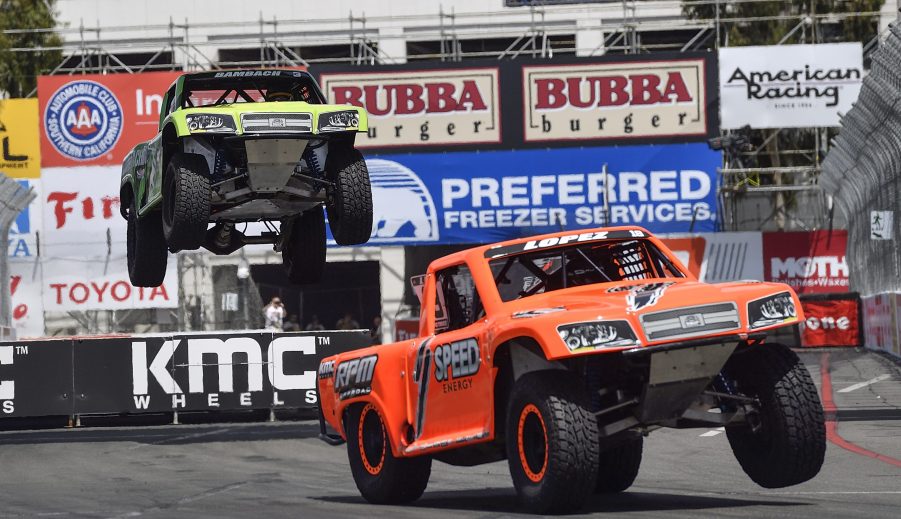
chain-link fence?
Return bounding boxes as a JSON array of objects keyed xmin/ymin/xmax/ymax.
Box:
[{"xmin": 821, "ymin": 23, "xmax": 901, "ymax": 296}]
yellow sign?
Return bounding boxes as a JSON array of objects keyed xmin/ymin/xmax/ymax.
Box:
[{"xmin": 0, "ymin": 98, "xmax": 41, "ymax": 178}]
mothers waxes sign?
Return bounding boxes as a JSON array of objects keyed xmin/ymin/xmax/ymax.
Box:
[
  {"xmin": 763, "ymin": 230, "xmax": 849, "ymax": 294},
  {"xmin": 719, "ymin": 43, "xmax": 863, "ymax": 129},
  {"xmin": 522, "ymin": 57, "xmax": 710, "ymax": 142}
]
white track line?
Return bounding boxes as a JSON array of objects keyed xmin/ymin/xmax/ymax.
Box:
[
  {"xmin": 699, "ymin": 427, "xmax": 725, "ymax": 437},
  {"xmin": 837, "ymin": 374, "xmax": 892, "ymax": 393}
]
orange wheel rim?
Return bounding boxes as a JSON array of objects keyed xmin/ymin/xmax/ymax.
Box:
[
  {"xmin": 517, "ymin": 403, "xmax": 548, "ymax": 483},
  {"xmin": 358, "ymin": 403, "xmax": 387, "ymax": 475}
]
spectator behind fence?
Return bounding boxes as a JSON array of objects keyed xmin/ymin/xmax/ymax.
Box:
[
  {"xmin": 284, "ymin": 314, "xmax": 301, "ymax": 332},
  {"xmin": 305, "ymin": 314, "xmax": 325, "ymax": 331},
  {"xmin": 263, "ymin": 297, "xmax": 285, "ymax": 331},
  {"xmin": 336, "ymin": 312, "xmax": 360, "ymax": 330},
  {"xmin": 370, "ymin": 315, "xmax": 383, "ymax": 345}
]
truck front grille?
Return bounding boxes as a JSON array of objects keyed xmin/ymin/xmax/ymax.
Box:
[
  {"xmin": 640, "ymin": 302, "xmax": 740, "ymax": 341},
  {"xmin": 241, "ymin": 113, "xmax": 313, "ymax": 133}
]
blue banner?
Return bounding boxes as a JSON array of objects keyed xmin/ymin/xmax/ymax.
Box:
[{"xmin": 330, "ymin": 143, "xmax": 721, "ymax": 246}]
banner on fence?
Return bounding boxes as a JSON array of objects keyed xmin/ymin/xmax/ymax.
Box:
[
  {"xmin": 358, "ymin": 142, "xmax": 721, "ymax": 246},
  {"xmin": 719, "ymin": 43, "xmax": 863, "ymax": 129},
  {"xmin": 37, "ymin": 166, "xmax": 177, "ymax": 311},
  {"xmin": 661, "ymin": 231, "xmax": 764, "ymax": 282},
  {"xmin": 7, "ymin": 179, "xmax": 41, "ymax": 259},
  {"xmin": 8, "ymin": 259, "xmax": 44, "ymax": 338},
  {"xmin": 0, "ymin": 331, "xmax": 369, "ymax": 418},
  {"xmin": 315, "ymin": 53, "xmax": 717, "ymax": 152},
  {"xmin": 762, "ymin": 230, "xmax": 848, "ymax": 294},
  {"xmin": 799, "ymin": 295, "xmax": 860, "ymax": 348},
  {"xmin": 38, "ymin": 71, "xmax": 181, "ymax": 167},
  {"xmin": 0, "ymin": 98, "xmax": 41, "ymax": 178},
  {"xmin": 521, "ymin": 57, "xmax": 711, "ymax": 143},
  {"xmin": 320, "ymin": 66, "xmax": 502, "ymax": 149},
  {"xmin": 861, "ymin": 293, "xmax": 898, "ymax": 356},
  {"xmin": 40, "ymin": 166, "xmax": 122, "ymax": 240}
]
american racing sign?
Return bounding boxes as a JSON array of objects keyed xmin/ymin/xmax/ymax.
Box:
[
  {"xmin": 319, "ymin": 67, "xmax": 501, "ymax": 149},
  {"xmin": 521, "ymin": 57, "xmax": 710, "ymax": 143}
]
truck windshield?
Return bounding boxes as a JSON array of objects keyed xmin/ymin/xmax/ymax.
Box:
[
  {"xmin": 489, "ymin": 239, "xmax": 685, "ymax": 302},
  {"xmin": 181, "ymin": 74, "xmax": 324, "ymax": 108}
]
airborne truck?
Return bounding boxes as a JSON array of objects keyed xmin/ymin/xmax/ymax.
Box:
[
  {"xmin": 316, "ymin": 226, "xmax": 826, "ymax": 514},
  {"xmin": 120, "ymin": 70, "xmax": 373, "ymax": 287}
]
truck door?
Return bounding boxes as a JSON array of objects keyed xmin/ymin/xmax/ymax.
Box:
[{"xmin": 408, "ymin": 263, "xmax": 493, "ymax": 449}]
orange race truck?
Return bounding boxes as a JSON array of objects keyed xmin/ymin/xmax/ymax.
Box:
[{"xmin": 316, "ymin": 226, "xmax": 825, "ymax": 514}]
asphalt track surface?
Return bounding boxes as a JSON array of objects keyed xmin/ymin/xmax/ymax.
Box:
[{"xmin": 1, "ymin": 350, "xmax": 899, "ymax": 518}]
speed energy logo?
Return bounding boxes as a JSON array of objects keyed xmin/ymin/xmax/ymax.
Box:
[
  {"xmin": 44, "ymin": 80, "xmax": 123, "ymax": 161},
  {"xmin": 412, "ymin": 338, "xmax": 481, "ymax": 439}
]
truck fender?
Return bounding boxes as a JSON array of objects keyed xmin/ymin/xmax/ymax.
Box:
[
  {"xmin": 337, "ymin": 393, "xmax": 406, "ymax": 458},
  {"xmin": 508, "ymin": 339, "xmax": 566, "ymax": 381}
]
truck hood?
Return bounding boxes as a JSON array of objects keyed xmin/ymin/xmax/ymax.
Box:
[{"xmin": 497, "ymin": 279, "xmax": 800, "ymax": 351}]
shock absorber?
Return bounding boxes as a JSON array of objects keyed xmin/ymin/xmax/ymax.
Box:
[{"xmin": 303, "ymin": 140, "xmax": 329, "ymax": 178}]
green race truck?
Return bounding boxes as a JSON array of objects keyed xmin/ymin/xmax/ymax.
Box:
[{"xmin": 120, "ymin": 69, "xmax": 372, "ymax": 287}]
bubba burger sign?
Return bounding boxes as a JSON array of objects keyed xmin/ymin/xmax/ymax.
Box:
[
  {"xmin": 522, "ymin": 56, "xmax": 712, "ymax": 143},
  {"xmin": 319, "ymin": 67, "xmax": 501, "ymax": 149}
]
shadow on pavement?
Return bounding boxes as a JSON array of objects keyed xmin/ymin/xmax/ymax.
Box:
[
  {"xmin": 316, "ymin": 487, "xmax": 809, "ymax": 515},
  {"xmin": 0, "ymin": 421, "xmax": 320, "ymax": 446}
]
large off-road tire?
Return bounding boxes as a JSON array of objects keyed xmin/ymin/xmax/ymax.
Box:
[
  {"xmin": 345, "ymin": 403, "xmax": 432, "ymax": 504},
  {"xmin": 595, "ymin": 436, "xmax": 643, "ymax": 493},
  {"xmin": 126, "ymin": 197, "xmax": 168, "ymax": 287},
  {"xmin": 325, "ymin": 147, "xmax": 373, "ymax": 246},
  {"xmin": 162, "ymin": 152, "xmax": 211, "ymax": 252},
  {"xmin": 506, "ymin": 371, "xmax": 599, "ymax": 514},
  {"xmin": 281, "ymin": 208, "xmax": 326, "ymax": 285},
  {"xmin": 724, "ymin": 343, "xmax": 826, "ymax": 488}
]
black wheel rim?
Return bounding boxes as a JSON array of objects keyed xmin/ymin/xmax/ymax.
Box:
[
  {"xmin": 518, "ymin": 404, "xmax": 548, "ymax": 481},
  {"xmin": 360, "ymin": 405, "xmax": 386, "ymax": 475}
]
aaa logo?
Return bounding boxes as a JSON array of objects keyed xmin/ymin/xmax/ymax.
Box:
[{"xmin": 44, "ymin": 80, "xmax": 123, "ymax": 161}]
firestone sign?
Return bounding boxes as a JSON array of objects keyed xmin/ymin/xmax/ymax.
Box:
[
  {"xmin": 320, "ymin": 67, "xmax": 501, "ymax": 148},
  {"xmin": 522, "ymin": 58, "xmax": 710, "ymax": 143}
]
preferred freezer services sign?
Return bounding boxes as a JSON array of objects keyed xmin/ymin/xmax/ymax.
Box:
[
  {"xmin": 719, "ymin": 43, "xmax": 863, "ymax": 129},
  {"xmin": 355, "ymin": 142, "xmax": 721, "ymax": 246}
]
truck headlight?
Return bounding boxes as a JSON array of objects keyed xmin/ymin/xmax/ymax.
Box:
[
  {"xmin": 748, "ymin": 292, "xmax": 797, "ymax": 329},
  {"xmin": 318, "ymin": 110, "xmax": 360, "ymax": 132},
  {"xmin": 557, "ymin": 321, "xmax": 638, "ymax": 351},
  {"xmin": 186, "ymin": 114, "xmax": 236, "ymax": 133}
]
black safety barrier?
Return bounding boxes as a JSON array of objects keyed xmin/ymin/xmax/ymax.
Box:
[{"xmin": 0, "ymin": 331, "xmax": 370, "ymax": 419}]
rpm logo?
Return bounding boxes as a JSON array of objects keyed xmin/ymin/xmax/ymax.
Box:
[
  {"xmin": 334, "ymin": 355, "xmax": 378, "ymax": 400},
  {"xmin": 44, "ymin": 80, "xmax": 123, "ymax": 161}
]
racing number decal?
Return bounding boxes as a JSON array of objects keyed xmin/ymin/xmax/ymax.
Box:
[{"xmin": 412, "ymin": 338, "xmax": 433, "ymax": 439}]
